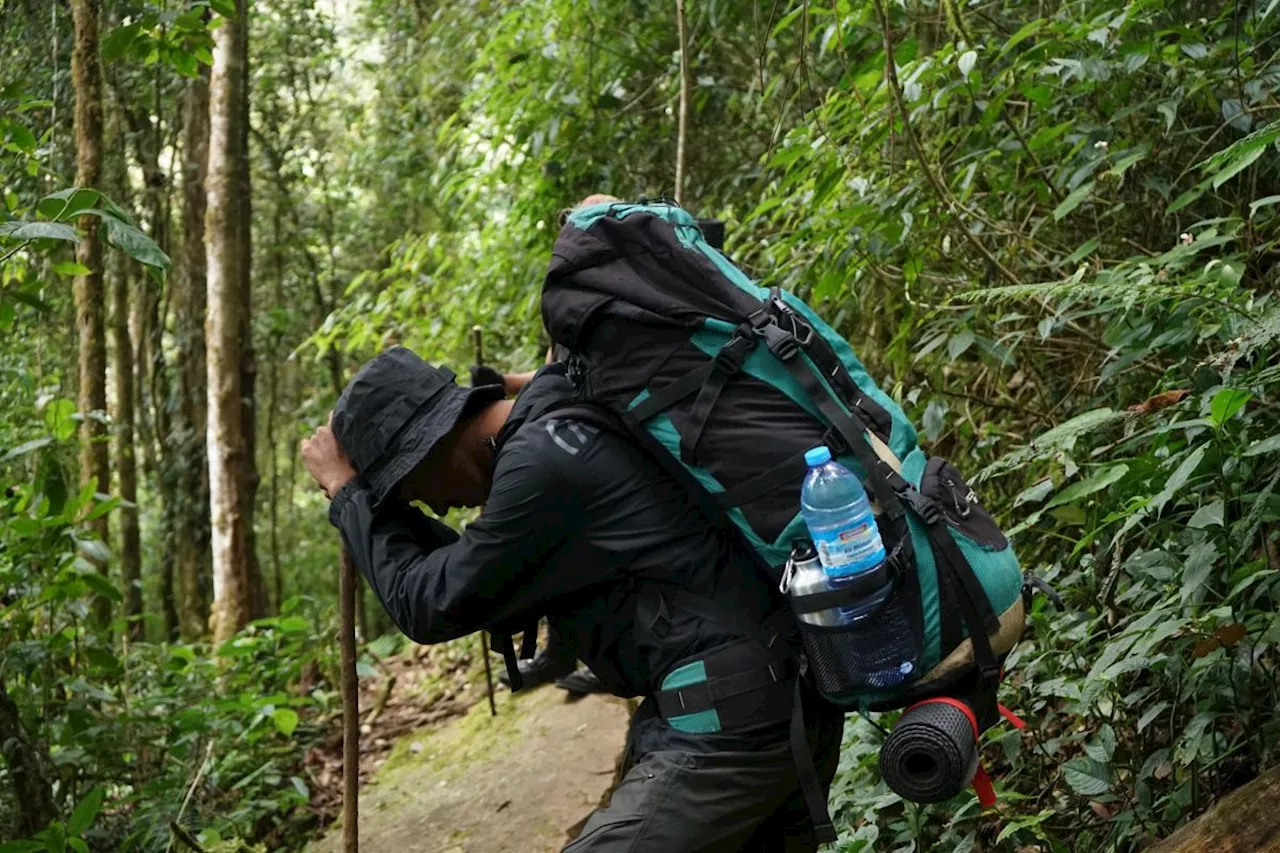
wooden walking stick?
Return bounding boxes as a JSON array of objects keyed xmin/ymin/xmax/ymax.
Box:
[
  {"xmin": 472, "ymin": 324, "xmax": 499, "ymax": 718},
  {"xmin": 339, "ymin": 549, "xmax": 359, "ymax": 852}
]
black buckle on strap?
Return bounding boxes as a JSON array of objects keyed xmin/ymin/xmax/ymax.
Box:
[
  {"xmin": 713, "ymin": 334, "xmax": 751, "ymax": 374},
  {"xmin": 1023, "ymin": 574, "xmax": 1065, "ymax": 612},
  {"xmin": 753, "ymin": 318, "xmax": 801, "ymax": 360},
  {"xmin": 768, "ymin": 290, "xmax": 816, "ymax": 347},
  {"xmin": 901, "ymin": 488, "xmax": 943, "ymax": 525}
]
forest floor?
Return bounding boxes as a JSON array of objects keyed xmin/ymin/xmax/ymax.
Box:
[{"xmin": 305, "ymin": 641, "xmax": 631, "ymax": 852}]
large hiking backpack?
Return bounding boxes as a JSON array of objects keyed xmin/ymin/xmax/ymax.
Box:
[{"xmin": 540, "ymin": 200, "xmax": 1026, "ymax": 715}]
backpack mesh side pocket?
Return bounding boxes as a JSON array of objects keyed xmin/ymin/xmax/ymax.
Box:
[{"xmin": 799, "ymin": 581, "xmax": 921, "ymax": 697}]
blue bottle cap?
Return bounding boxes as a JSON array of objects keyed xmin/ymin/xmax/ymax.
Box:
[{"xmin": 804, "ymin": 446, "xmax": 832, "ymax": 466}]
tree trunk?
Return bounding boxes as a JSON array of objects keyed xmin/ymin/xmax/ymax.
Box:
[
  {"xmin": 206, "ymin": 0, "xmax": 264, "ymax": 641},
  {"xmin": 106, "ymin": 103, "xmax": 142, "ymax": 641},
  {"xmin": 0, "ymin": 680, "xmax": 58, "ymax": 835},
  {"xmin": 72, "ymin": 0, "xmax": 110, "ymax": 627},
  {"xmin": 1145, "ymin": 764, "xmax": 1280, "ymax": 852},
  {"xmin": 123, "ymin": 71, "xmax": 182, "ymax": 644},
  {"xmin": 175, "ymin": 66, "xmax": 212, "ymax": 641},
  {"xmin": 267, "ymin": 194, "xmax": 284, "ymax": 612},
  {"xmin": 237, "ymin": 1, "xmax": 269, "ymax": 619}
]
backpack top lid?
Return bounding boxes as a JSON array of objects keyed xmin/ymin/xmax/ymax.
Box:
[{"xmin": 542, "ymin": 201, "xmax": 765, "ymax": 351}]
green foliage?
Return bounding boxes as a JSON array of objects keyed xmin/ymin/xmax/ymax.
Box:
[
  {"xmin": 1, "ymin": 186, "xmax": 171, "ymax": 282},
  {"xmin": 301, "ymin": 0, "xmax": 1280, "ymax": 847},
  {"xmin": 6, "ymin": 0, "xmax": 1280, "ymax": 849},
  {"xmin": 7, "ymin": 788, "xmax": 105, "ymax": 853},
  {"xmin": 101, "ymin": 2, "xmax": 217, "ymax": 78}
]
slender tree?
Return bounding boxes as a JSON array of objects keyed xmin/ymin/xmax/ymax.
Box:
[
  {"xmin": 174, "ymin": 65, "xmax": 212, "ymax": 640},
  {"xmin": 206, "ymin": 0, "xmax": 265, "ymax": 640},
  {"xmin": 123, "ymin": 69, "xmax": 182, "ymax": 640},
  {"xmin": 106, "ymin": 100, "xmax": 142, "ymax": 640},
  {"xmin": 71, "ymin": 0, "xmax": 110, "ymax": 626},
  {"xmin": 236, "ymin": 0, "xmax": 269, "ymax": 617}
]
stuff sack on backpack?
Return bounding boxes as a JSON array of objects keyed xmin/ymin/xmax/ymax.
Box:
[{"xmin": 541, "ymin": 199, "xmax": 1024, "ymax": 710}]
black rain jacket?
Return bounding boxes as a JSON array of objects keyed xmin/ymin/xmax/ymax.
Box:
[{"xmin": 329, "ymin": 364, "xmax": 791, "ymax": 701}]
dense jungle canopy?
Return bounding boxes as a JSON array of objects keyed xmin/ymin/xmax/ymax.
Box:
[{"xmin": 2, "ymin": 0, "xmax": 1280, "ymax": 850}]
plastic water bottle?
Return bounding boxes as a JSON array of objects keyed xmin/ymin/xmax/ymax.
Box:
[
  {"xmin": 800, "ymin": 445, "xmax": 889, "ymax": 615},
  {"xmin": 799, "ymin": 446, "xmax": 916, "ymax": 686}
]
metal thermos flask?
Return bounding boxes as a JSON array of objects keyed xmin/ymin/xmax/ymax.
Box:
[{"xmin": 783, "ymin": 538, "xmax": 842, "ymax": 627}]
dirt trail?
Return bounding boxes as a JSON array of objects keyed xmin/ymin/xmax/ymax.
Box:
[{"xmin": 308, "ymin": 679, "xmax": 631, "ymax": 853}]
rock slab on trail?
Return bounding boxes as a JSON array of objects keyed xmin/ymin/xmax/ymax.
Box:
[{"xmin": 309, "ymin": 685, "xmax": 630, "ymax": 853}]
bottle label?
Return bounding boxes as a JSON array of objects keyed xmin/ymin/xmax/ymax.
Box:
[{"xmin": 812, "ymin": 522, "xmax": 884, "ymax": 574}]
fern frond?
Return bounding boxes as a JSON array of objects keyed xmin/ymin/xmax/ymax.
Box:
[
  {"xmin": 955, "ymin": 228, "xmax": 1243, "ymax": 310},
  {"xmin": 978, "ymin": 407, "xmax": 1124, "ymax": 481}
]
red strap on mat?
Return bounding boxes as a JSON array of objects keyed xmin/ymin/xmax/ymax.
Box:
[
  {"xmin": 971, "ymin": 764, "xmax": 997, "ymax": 808},
  {"xmin": 906, "ymin": 696, "xmax": 980, "ymax": 740},
  {"xmin": 998, "ymin": 703, "xmax": 1027, "ymax": 730}
]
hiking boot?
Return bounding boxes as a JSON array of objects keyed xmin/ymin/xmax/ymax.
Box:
[
  {"xmin": 497, "ymin": 648, "xmax": 576, "ymax": 690},
  {"xmin": 554, "ymin": 668, "xmax": 608, "ymax": 697}
]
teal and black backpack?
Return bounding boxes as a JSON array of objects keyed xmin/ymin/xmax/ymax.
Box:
[{"xmin": 542, "ymin": 199, "xmax": 1026, "ymax": 714}]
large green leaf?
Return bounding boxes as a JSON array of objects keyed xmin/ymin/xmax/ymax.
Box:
[
  {"xmin": 1176, "ymin": 712, "xmax": 1216, "ymax": 765},
  {"xmin": 3, "ymin": 436, "xmax": 53, "ymax": 460},
  {"xmin": 1045, "ymin": 464, "xmax": 1128, "ymax": 510},
  {"xmin": 1084, "ymin": 724, "xmax": 1116, "ymax": 763},
  {"xmin": 67, "ymin": 787, "xmax": 104, "ymax": 836},
  {"xmin": 1000, "ymin": 19, "xmax": 1046, "ymax": 56},
  {"xmin": 44, "ymin": 398, "xmax": 78, "ymax": 441},
  {"xmin": 1151, "ymin": 444, "xmax": 1207, "ymax": 515},
  {"xmin": 1198, "ymin": 119, "xmax": 1280, "ymax": 174},
  {"xmin": 1209, "ymin": 388, "xmax": 1252, "ymax": 427},
  {"xmin": 37, "ymin": 187, "xmax": 101, "ymax": 221},
  {"xmin": 272, "ymin": 707, "xmax": 299, "ymax": 737},
  {"xmin": 5, "ymin": 120, "xmax": 36, "ymax": 153},
  {"xmin": 1013, "ymin": 479, "xmax": 1055, "ymax": 507},
  {"xmin": 0, "ymin": 221, "xmax": 79, "ymax": 243},
  {"xmin": 1180, "ymin": 540, "xmax": 1218, "ymax": 603},
  {"xmin": 80, "ymin": 572, "xmax": 123, "ymax": 603},
  {"xmin": 52, "ymin": 261, "xmax": 91, "ymax": 276},
  {"xmin": 1053, "ymin": 181, "xmax": 1094, "ymax": 221},
  {"xmin": 1062, "ymin": 757, "xmax": 1111, "ymax": 795},
  {"xmin": 1244, "ymin": 434, "xmax": 1280, "ymax": 457},
  {"xmin": 1187, "ymin": 500, "xmax": 1224, "ymax": 529},
  {"xmin": 1137, "ymin": 702, "xmax": 1170, "ymax": 733},
  {"xmin": 103, "ymin": 217, "xmax": 170, "ymax": 275},
  {"xmin": 101, "ymin": 23, "xmax": 140, "ymax": 61},
  {"xmin": 1212, "ymin": 146, "xmax": 1265, "ymax": 189}
]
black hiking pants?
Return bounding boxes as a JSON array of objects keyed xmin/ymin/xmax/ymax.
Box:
[{"xmin": 563, "ymin": 691, "xmax": 844, "ymax": 853}]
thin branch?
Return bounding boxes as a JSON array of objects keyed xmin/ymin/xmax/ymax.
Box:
[
  {"xmin": 674, "ymin": 0, "xmax": 691, "ymax": 204},
  {"xmin": 871, "ymin": 0, "xmax": 1021, "ymax": 286},
  {"xmin": 166, "ymin": 740, "xmax": 214, "ymax": 853}
]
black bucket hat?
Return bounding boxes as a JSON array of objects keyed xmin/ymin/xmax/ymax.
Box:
[{"xmin": 332, "ymin": 347, "xmax": 505, "ymax": 504}]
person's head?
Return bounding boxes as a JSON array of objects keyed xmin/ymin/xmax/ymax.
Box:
[
  {"xmin": 331, "ymin": 347, "xmax": 509, "ymax": 515},
  {"xmin": 392, "ymin": 411, "xmax": 497, "ymax": 514}
]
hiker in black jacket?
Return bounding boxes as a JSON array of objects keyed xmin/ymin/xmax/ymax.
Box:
[{"xmin": 302, "ymin": 347, "xmax": 843, "ymax": 852}]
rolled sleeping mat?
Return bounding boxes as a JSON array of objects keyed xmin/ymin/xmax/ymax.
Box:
[{"xmin": 879, "ymin": 699, "xmax": 979, "ymax": 803}]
